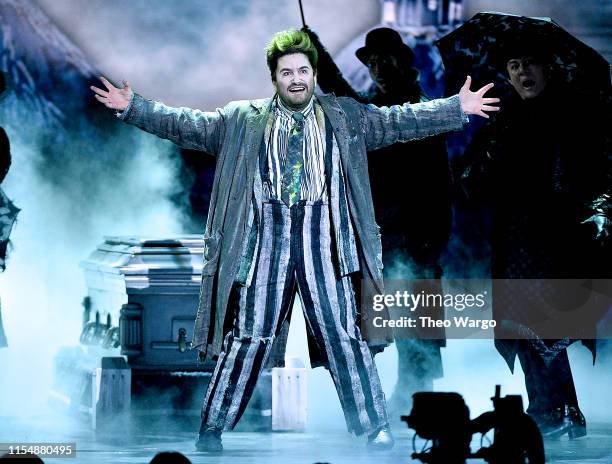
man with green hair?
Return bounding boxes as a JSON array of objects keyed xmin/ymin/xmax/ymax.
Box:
[{"xmin": 92, "ymin": 29, "xmax": 498, "ymax": 452}]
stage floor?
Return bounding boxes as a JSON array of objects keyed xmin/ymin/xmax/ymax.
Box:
[{"xmin": 0, "ymin": 415, "xmax": 611, "ymax": 463}]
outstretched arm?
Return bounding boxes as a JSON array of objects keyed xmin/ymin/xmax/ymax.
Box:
[
  {"xmin": 362, "ymin": 76, "xmax": 499, "ymax": 151},
  {"xmin": 91, "ymin": 77, "xmax": 226, "ymax": 156}
]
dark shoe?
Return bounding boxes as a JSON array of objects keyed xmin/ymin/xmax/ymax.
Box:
[
  {"xmin": 536, "ymin": 405, "xmax": 586, "ymax": 440},
  {"xmin": 367, "ymin": 426, "xmax": 395, "ymax": 450},
  {"xmin": 195, "ymin": 426, "xmax": 223, "ymax": 452}
]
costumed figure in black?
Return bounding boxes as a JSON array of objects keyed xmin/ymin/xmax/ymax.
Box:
[
  {"xmin": 303, "ymin": 27, "xmax": 452, "ymax": 417},
  {"xmin": 0, "ymin": 71, "xmax": 20, "ymax": 348},
  {"xmin": 461, "ymin": 38, "xmax": 611, "ymax": 439}
]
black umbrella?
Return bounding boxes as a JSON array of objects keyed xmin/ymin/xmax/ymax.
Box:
[{"xmin": 435, "ymin": 11, "xmax": 611, "ymax": 98}]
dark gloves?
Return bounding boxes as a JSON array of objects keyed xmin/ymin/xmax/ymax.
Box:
[
  {"xmin": 582, "ymin": 213, "xmax": 611, "ymax": 243},
  {"xmin": 582, "ymin": 193, "xmax": 611, "ymax": 243}
]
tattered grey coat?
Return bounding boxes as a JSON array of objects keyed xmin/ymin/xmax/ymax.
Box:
[{"xmin": 120, "ymin": 92, "xmax": 466, "ymax": 363}]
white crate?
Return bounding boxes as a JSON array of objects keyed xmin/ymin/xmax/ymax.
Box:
[{"xmin": 272, "ymin": 358, "xmax": 307, "ymax": 431}]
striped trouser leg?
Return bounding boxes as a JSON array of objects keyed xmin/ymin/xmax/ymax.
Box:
[
  {"xmin": 201, "ymin": 201, "xmax": 296, "ymax": 430},
  {"xmin": 293, "ymin": 202, "xmax": 389, "ymax": 436}
]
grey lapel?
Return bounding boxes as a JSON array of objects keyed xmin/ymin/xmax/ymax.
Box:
[
  {"xmin": 316, "ymin": 94, "xmax": 351, "ymax": 171},
  {"xmin": 244, "ymin": 98, "xmax": 273, "ymax": 215}
]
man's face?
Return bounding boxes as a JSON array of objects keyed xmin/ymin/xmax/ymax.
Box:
[
  {"xmin": 506, "ymin": 56, "xmax": 548, "ymax": 99},
  {"xmin": 366, "ymin": 53, "xmax": 404, "ymax": 93},
  {"xmin": 273, "ymin": 53, "xmax": 316, "ymax": 110}
]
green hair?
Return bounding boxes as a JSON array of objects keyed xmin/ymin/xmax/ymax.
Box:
[{"xmin": 265, "ymin": 29, "xmax": 318, "ymax": 79}]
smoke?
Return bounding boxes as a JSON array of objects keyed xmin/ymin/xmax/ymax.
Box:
[
  {"xmin": 0, "ymin": 111, "xmax": 184, "ymax": 417},
  {"xmin": 0, "ymin": 0, "xmax": 380, "ymax": 436},
  {"xmin": 0, "ymin": 0, "xmax": 187, "ymax": 419}
]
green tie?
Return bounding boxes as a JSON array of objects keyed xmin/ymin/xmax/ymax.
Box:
[{"xmin": 281, "ymin": 112, "xmax": 305, "ymax": 207}]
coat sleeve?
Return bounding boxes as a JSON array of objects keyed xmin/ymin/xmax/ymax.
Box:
[
  {"xmin": 360, "ymin": 95, "xmax": 468, "ymax": 151},
  {"xmin": 117, "ymin": 93, "xmax": 226, "ymax": 156}
]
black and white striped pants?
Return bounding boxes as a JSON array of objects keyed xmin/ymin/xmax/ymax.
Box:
[{"xmin": 201, "ymin": 200, "xmax": 388, "ymax": 435}]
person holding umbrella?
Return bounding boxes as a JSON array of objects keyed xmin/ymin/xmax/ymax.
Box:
[
  {"xmin": 442, "ymin": 14, "xmax": 611, "ymax": 439},
  {"xmin": 91, "ymin": 28, "xmax": 499, "ymax": 452}
]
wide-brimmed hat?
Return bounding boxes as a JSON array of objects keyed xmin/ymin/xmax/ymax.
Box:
[{"xmin": 356, "ymin": 28, "xmax": 415, "ymax": 66}]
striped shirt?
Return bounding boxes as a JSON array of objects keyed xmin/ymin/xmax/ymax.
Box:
[
  {"xmin": 236, "ymin": 95, "xmax": 360, "ymax": 286},
  {"xmin": 264, "ymin": 96, "xmax": 327, "ymax": 201}
]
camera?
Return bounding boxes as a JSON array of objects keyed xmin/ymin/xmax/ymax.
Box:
[{"xmin": 401, "ymin": 386, "xmax": 545, "ymax": 464}]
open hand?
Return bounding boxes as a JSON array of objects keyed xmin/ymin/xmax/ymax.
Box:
[
  {"xmin": 91, "ymin": 77, "xmax": 133, "ymax": 111},
  {"xmin": 459, "ymin": 76, "xmax": 500, "ymax": 118}
]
